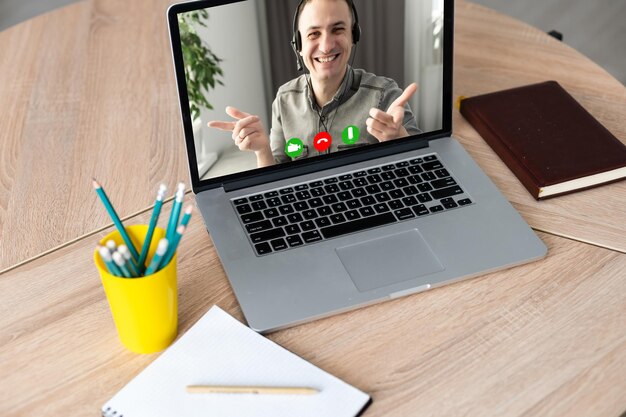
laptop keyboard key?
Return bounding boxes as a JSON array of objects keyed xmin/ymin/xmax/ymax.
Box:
[
  {"xmin": 249, "ymin": 194, "xmax": 264, "ymax": 202},
  {"xmin": 374, "ymin": 203, "xmax": 390, "ymax": 213},
  {"xmin": 270, "ymin": 238, "xmax": 288, "ymax": 251},
  {"xmin": 263, "ymin": 208, "xmax": 279, "ymax": 218},
  {"xmin": 309, "ymin": 197, "xmax": 323, "ymax": 208},
  {"xmin": 345, "ymin": 210, "xmax": 360, "ymax": 221},
  {"xmin": 421, "ymin": 172, "xmax": 437, "ymax": 182},
  {"xmin": 337, "ymin": 191, "xmax": 352, "ymax": 201},
  {"xmin": 285, "ymin": 224, "xmax": 301, "ymax": 235},
  {"xmin": 246, "ymin": 220, "xmax": 273, "ymax": 234},
  {"xmin": 267, "ymin": 197, "xmax": 282, "ymax": 207},
  {"xmin": 303, "ymin": 209, "xmax": 318, "ymax": 220},
  {"xmin": 296, "ymin": 191, "xmax": 311, "ymax": 200},
  {"xmin": 302, "ymin": 230, "xmax": 323, "ymax": 243},
  {"xmin": 413, "ymin": 204, "xmax": 430, "ymax": 216},
  {"xmin": 330, "ymin": 213, "xmax": 346, "ymax": 224},
  {"xmin": 279, "ymin": 188, "xmax": 294, "ymax": 195},
  {"xmin": 317, "ymin": 206, "xmax": 332, "ymax": 216},
  {"xmin": 388, "ymin": 200, "xmax": 403, "ymax": 210},
  {"xmin": 417, "ymin": 183, "xmax": 433, "ymax": 193},
  {"xmin": 367, "ymin": 174, "xmax": 382, "ymax": 184},
  {"xmin": 300, "ymin": 220, "xmax": 316, "ymax": 231},
  {"xmin": 346, "ymin": 199, "xmax": 362, "ymax": 209},
  {"xmin": 310, "ymin": 187, "xmax": 325, "ymax": 197},
  {"xmin": 402, "ymin": 196, "xmax": 418, "ymax": 206},
  {"xmin": 287, "ymin": 213, "xmax": 304, "ymax": 223},
  {"xmin": 236, "ymin": 204, "xmax": 252, "ymax": 214},
  {"xmin": 359, "ymin": 206, "xmax": 375, "ymax": 217},
  {"xmin": 272, "ymin": 216, "xmax": 288, "ymax": 227},
  {"xmin": 293, "ymin": 201, "xmax": 309, "ymax": 211},
  {"xmin": 431, "ymin": 185, "xmax": 464, "ymax": 199},
  {"xmin": 395, "ymin": 208, "xmax": 415, "ymax": 220},
  {"xmin": 240, "ymin": 212, "xmax": 263, "ymax": 224},
  {"xmin": 323, "ymin": 194, "xmax": 339, "ymax": 205},
  {"xmin": 295, "ymin": 184, "xmax": 309, "ymax": 191},
  {"xmin": 432, "ymin": 177, "xmax": 457, "ymax": 189},
  {"xmin": 458, "ymin": 198, "xmax": 472, "ymax": 206},
  {"xmin": 422, "ymin": 160, "xmax": 443, "ymax": 171},
  {"xmin": 281, "ymin": 194, "xmax": 296, "ymax": 204},
  {"xmin": 254, "ymin": 242, "xmax": 272, "ymax": 255},
  {"xmin": 286, "ymin": 235, "xmax": 304, "ymax": 247},
  {"xmin": 417, "ymin": 193, "xmax": 433, "ymax": 203},
  {"xmin": 429, "ymin": 205, "xmax": 444, "ymax": 213},
  {"xmin": 320, "ymin": 212, "xmax": 396, "ymax": 239},
  {"xmin": 264, "ymin": 191, "xmax": 278, "ymax": 198},
  {"xmin": 250, "ymin": 227, "xmax": 285, "ymax": 243},
  {"xmin": 315, "ymin": 217, "xmax": 331, "ymax": 228},
  {"xmin": 279, "ymin": 205, "xmax": 294, "ymax": 215},
  {"xmin": 233, "ymin": 198, "xmax": 248, "ymax": 205},
  {"xmin": 374, "ymin": 192, "xmax": 391, "ymax": 202},
  {"xmin": 251, "ymin": 201, "xmax": 267, "ymax": 211}
]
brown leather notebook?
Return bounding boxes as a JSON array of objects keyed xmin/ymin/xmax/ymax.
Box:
[{"xmin": 460, "ymin": 81, "xmax": 626, "ymax": 199}]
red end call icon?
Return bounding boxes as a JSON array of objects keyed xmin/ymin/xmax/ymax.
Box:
[{"xmin": 313, "ymin": 131, "xmax": 332, "ymax": 152}]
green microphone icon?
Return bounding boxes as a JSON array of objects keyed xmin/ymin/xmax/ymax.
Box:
[{"xmin": 342, "ymin": 125, "xmax": 360, "ymax": 145}]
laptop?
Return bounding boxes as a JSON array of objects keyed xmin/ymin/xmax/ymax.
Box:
[{"xmin": 167, "ymin": 0, "xmax": 547, "ymax": 332}]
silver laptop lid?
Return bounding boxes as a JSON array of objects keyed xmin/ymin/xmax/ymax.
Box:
[{"xmin": 167, "ymin": 0, "xmax": 454, "ymax": 193}]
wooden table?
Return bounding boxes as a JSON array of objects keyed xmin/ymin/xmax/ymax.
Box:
[{"xmin": 0, "ymin": 1, "xmax": 624, "ymax": 416}]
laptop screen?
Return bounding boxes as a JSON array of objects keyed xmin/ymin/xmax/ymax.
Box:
[{"xmin": 169, "ymin": 0, "xmax": 450, "ymax": 189}]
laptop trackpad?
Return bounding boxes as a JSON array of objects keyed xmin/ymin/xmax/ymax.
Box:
[{"xmin": 336, "ymin": 229, "xmax": 444, "ymax": 292}]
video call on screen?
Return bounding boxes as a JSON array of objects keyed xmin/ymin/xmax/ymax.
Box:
[{"xmin": 177, "ymin": 0, "xmax": 444, "ymax": 180}]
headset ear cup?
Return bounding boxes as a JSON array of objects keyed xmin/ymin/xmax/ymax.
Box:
[{"xmin": 352, "ymin": 24, "xmax": 361, "ymax": 44}]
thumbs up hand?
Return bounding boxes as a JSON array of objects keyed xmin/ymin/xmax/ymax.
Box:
[{"xmin": 366, "ymin": 83, "xmax": 418, "ymax": 142}]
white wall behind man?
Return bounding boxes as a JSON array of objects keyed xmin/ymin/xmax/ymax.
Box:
[{"xmin": 193, "ymin": 0, "xmax": 270, "ymax": 171}]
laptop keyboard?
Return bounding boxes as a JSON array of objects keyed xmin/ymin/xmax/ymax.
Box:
[{"xmin": 232, "ymin": 154, "xmax": 473, "ymax": 256}]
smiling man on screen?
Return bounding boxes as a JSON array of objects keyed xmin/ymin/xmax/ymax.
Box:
[{"xmin": 208, "ymin": 0, "xmax": 420, "ymax": 167}]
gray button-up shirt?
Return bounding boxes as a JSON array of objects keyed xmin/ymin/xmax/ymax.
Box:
[{"xmin": 269, "ymin": 67, "xmax": 421, "ymax": 163}]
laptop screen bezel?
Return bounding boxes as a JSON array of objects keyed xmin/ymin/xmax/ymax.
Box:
[{"xmin": 167, "ymin": 0, "xmax": 454, "ymax": 193}]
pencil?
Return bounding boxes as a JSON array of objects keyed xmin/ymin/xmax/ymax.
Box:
[
  {"xmin": 159, "ymin": 225, "xmax": 186, "ymax": 271},
  {"xmin": 92, "ymin": 179, "xmax": 140, "ymax": 262},
  {"xmin": 138, "ymin": 184, "xmax": 167, "ymax": 273},
  {"xmin": 112, "ymin": 251, "xmax": 132, "ymax": 278},
  {"xmin": 144, "ymin": 238, "xmax": 169, "ymax": 276},
  {"xmin": 166, "ymin": 182, "xmax": 185, "ymax": 241},
  {"xmin": 179, "ymin": 205, "xmax": 193, "ymax": 228},
  {"xmin": 185, "ymin": 385, "xmax": 319, "ymax": 395},
  {"xmin": 97, "ymin": 245, "xmax": 122, "ymax": 277},
  {"xmin": 118, "ymin": 245, "xmax": 140, "ymax": 277}
]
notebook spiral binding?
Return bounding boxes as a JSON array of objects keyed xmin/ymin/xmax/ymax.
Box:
[{"xmin": 102, "ymin": 406, "xmax": 123, "ymax": 417}]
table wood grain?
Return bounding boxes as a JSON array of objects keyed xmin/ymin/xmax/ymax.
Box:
[
  {"xmin": 0, "ymin": 0, "xmax": 624, "ymax": 273},
  {"xmin": 0, "ymin": 0, "xmax": 189, "ymax": 272},
  {"xmin": 0, "ymin": 197, "xmax": 624, "ymax": 416}
]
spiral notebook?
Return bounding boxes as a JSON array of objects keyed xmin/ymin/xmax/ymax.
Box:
[{"xmin": 102, "ymin": 306, "xmax": 371, "ymax": 417}]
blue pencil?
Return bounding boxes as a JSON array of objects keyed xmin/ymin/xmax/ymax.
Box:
[
  {"xmin": 98, "ymin": 245, "xmax": 122, "ymax": 277},
  {"xmin": 118, "ymin": 245, "xmax": 140, "ymax": 277},
  {"xmin": 166, "ymin": 182, "xmax": 185, "ymax": 241},
  {"xmin": 93, "ymin": 179, "xmax": 140, "ymax": 262},
  {"xmin": 145, "ymin": 238, "xmax": 169, "ymax": 276},
  {"xmin": 179, "ymin": 205, "xmax": 193, "ymax": 227},
  {"xmin": 160, "ymin": 225, "xmax": 186, "ymax": 271},
  {"xmin": 138, "ymin": 184, "xmax": 167, "ymax": 273},
  {"xmin": 112, "ymin": 251, "xmax": 132, "ymax": 278}
]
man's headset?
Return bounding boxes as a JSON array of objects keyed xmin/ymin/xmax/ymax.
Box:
[{"xmin": 290, "ymin": 0, "xmax": 361, "ymax": 72}]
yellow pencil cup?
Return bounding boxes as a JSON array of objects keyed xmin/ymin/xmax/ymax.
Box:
[{"xmin": 94, "ymin": 225, "xmax": 177, "ymax": 354}]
